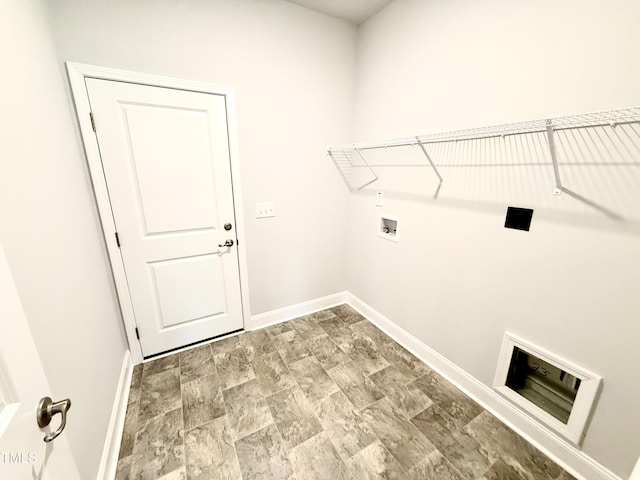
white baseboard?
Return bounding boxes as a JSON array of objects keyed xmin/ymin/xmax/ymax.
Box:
[
  {"xmin": 249, "ymin": 291, "xmax": 348, "ymax": 330},
  {"xmin": 96, "ymin": 350, "xmax": 133, "ymax": 480},
  {"xmin": 345, "ymin": 292, "xmax": 622, "ymax": 480}
]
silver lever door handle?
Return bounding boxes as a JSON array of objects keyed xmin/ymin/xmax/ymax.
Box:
[
  {"xmin": 37, "ymin": 396, "xmax": 71, "ymax": 443},
  {"xmin": 218, "ymin": 239, "xmax": 234, "ymax": 247}
]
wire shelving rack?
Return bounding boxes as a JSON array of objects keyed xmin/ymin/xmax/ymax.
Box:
[{"xmin": 327, "ymin": 106, "xmax": 640, "ymax": 218}]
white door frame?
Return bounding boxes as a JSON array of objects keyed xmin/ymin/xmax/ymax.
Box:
[{"xmin": 66, "ymin": 62, "xmax": 251, "ymax": 365}]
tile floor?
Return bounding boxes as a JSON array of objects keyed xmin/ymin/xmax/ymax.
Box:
[{"xmin": 115, "ymin": 304, "xmax": 576, "ymax": 480}]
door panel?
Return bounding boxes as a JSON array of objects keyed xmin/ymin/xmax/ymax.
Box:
[
  {"xmin": 151, "ymin": 254, "xmax": 227, "ymax": 329},
  {"xmin": 85, "ymin": 78, "xmax": 243, "ymax": 356},
  {"xmin": 125, "ymin": 104, "xmax": 219, "ymax": 234}
]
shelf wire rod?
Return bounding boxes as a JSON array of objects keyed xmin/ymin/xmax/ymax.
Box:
[
  {"xmin": 353, "ymin": 146, "xmax": 379, "ymax": 190},
  {"xmin": 327, "ymin": 149, "xmax": 354, "ymax": 190},
  {"xmin": 499, "ymin": 135, "xmax": 509, "ymax": 197},
  {"xmin": 595, "ymin": 128, "xmax": 625, "ymax": 163},
  {"xmin": 593, "ymin": 128, "xmax": 633, "ymax": 201},
  {"xmin": 567, "ymin": 127, "xmax": 591, "ymax": 167},
  {"xmin": 554, "ymin": 130, "xmax": 573, "ymax": 172},
  {"xmin": 415, "ymin": 137, "xmax": 444, "ymax": 198},
  {"xmin": 329, "ymin": 108, "xmax": 640, "ymax": 152},
  {"xmin": 551, "ymin": 126, "xmax": 623, "ymax": 219},
  {"xmin": 514, "ymin": 131, "xmax": 525, "ymax": 167},
  {"xmin": 533, "ymin": 132, "xmax": 551, "ymax": 174},
  {"xmin": 521, "ymin": 134, "xmax": 536, "ymax": 194},
  {"xmin": 623, "ymin": 123, "xmax": 640, "ymax": 158},
  {"xmin": 600, "ymin": 125, "xmax": 628, "ymax": 163},
  {"xmin": 609, "ymin": 124, "xmax": 637, "ymax": 163},
  {"xmin": 609, "ymin": 125, "xmax": 635, "ymax": 159},
  {"xmin": 590, "ymin": 127, "xmax": 615, "ymax": 165},
  {"xmin": 529, "ymin": 135, "xmax": 544, "ymax": 161},
  {"xmin": 341, "ymin": 130, "xmax": 543, "ymax": 152},
  {"xmin": 552, "ymin": 119, "xmax": 639, "ymax": 132},
  {"xmin": 545, "ymin": 120, "xmax": 563, "ymax": 195},
  {"xmin": 347, "ymin": 160, "xmax": 640, "ymax": 168},
  {"xmin": 415, "ymin": 137, "xmax": 444, "ymax": 184}
]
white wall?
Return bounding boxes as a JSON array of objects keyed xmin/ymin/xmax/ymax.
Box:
[
  {"xmin": 350, "ymin": 0, "xmax": 640, "ymax": 477},
  {"xmin": 0, "ymin": 0, "xmax": 129, "ymax": 477},
  {"xmin": 47, "ymin": 0, "xmax": 357, "ymax": 316},
  {"xmin": 8, "ymin": 0, "xmax": 637, "ymax": 476}
]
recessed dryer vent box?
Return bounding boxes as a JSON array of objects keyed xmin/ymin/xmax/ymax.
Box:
[
  {"xmin": 378, "ymin": 214, "xmax": 399, "ymax": 242},
  {"xmin": 494, "ymin": 332, "xmax": 602, "ymax": 445}
]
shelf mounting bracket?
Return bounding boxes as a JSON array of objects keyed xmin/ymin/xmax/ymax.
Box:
[
  {"xmin": 545, "ymin": 120, "xmax": 563, "ymax": 196},
  {"xmin": 353, "ymin": 146, "xmax": 379, "ymax": 190},
  {"xmin": 415, "ymin": 137, "xmax": 444, "ymax": 198},
  {"xmin": 545, "ymin": 120, "xmax": 622, "ymax": 219}
]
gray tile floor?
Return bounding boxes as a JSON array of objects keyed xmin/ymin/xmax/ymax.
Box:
[{"xmin": 116, "ymin": 304, "xmax": 576, "ymax": 480}]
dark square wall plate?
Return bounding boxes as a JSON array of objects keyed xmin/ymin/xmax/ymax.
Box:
[{"xmin": 504, "ymin": 207, "xmax": 533, "ymax": 231}]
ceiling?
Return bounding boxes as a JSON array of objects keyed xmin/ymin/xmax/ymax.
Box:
[{"xmin": 284, "ymin": 0, "xmax": 395, "ymax": 25}]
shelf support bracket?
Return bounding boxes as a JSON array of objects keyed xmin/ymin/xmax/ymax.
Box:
[
  {"xmin": 545, "ymin": 121, "xmax": 622, "ymax": 219},
  {"xmin": 545, "ymin": 120, "xmax": 563, "ymax": 196},
  {"xmin": 354, "ymin": 147, "xmax": 379, "ymax": 190},
  {"xmin": 415, "ymin": 137, "xmax": 444, "ymax": 198}
]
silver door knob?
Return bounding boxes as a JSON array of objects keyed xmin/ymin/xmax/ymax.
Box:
[
  {"xmin": 37, "ymin": 396, "xmax": 71, "ymax": 443},
  {"xmin": 218, "ymin": 239, "xmax": 234, "ymax": 248}
]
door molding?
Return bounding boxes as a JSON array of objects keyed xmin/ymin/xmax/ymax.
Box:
[{"xmin": 66, "ymin": 62, "xmax": 251, "ymax": 364}]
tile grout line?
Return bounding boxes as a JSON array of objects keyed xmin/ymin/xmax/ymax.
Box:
[
  {"xmin": 129, "ymin": 365, "xmax": 146, "ymax": 477},
  {"xmin": 281, "ymin": 311, "xmax": 365, "ymax": 477},
  {"xmin": 178, "ymin": 352, "xmax": 186, "ymax": 478},
  {"xmin": 208, "ymin": 341, "xmax": 245, "ymax": 480},
  {"xmin": 306, "ymin": 310, "xmax": 389, "ymax": 475},
  {"xmin": 119, "ymin": 365, "xmax": 143, "ymax": 479},
  {"xmin": 328, "ymin": 307, "xmax": 406, "ymax": 478},
  {"xmin": 333, "ymin": 307, "xmax": 477, "ymax": 477},
  {"xmin": 235, "ymin": 334, "xmax": 296, "ymax": 479}
]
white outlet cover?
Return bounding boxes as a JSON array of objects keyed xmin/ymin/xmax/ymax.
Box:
[{"xmin": 256, "ymin": 202, "xmax": 276, "ymax": 218}]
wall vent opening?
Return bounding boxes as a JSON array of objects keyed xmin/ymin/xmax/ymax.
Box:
[{"xmin": 494, "ymin": 333, "xmax": 602, "ymax": 445}]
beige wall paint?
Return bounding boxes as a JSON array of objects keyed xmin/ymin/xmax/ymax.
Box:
[
  {"xmin": 350, "ymin": 0, "xmax": 640, "ymax": 477},
  {"xmin": 47, "ymin": 0, "xmax": 357, "ymax": 316},
  {"xmin": 0, "ymin": 0, "xmax": 128, "ymax": 477}
]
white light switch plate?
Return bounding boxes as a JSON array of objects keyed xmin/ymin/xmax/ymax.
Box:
[
  {"xmin": 256, "ymin": 202, "xmax": 276, "ymax": 218},
  {"xmin": 376, "ymin": 191, "xmax": 384, "ymax": 207}
]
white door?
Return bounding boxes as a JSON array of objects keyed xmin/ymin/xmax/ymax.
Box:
[
  {"xmin": 0, "ymin": 243, "xmax": 81, "ymax": 480},
  {"xmin": 85, "ymin": 79, "xmax": 244, "ymax": 357}
]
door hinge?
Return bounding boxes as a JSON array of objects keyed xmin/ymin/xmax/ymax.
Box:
[
  {"xmin": 89, "ymin": 112, "xmax": 96, "ymax": 132},
  {"xmin": 115, "ymin": 232, "xmax": 121, "ymax": 247},
  {"xmin": 135, "ymin": 327, "xmax": 140, "ymax": 340}
]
